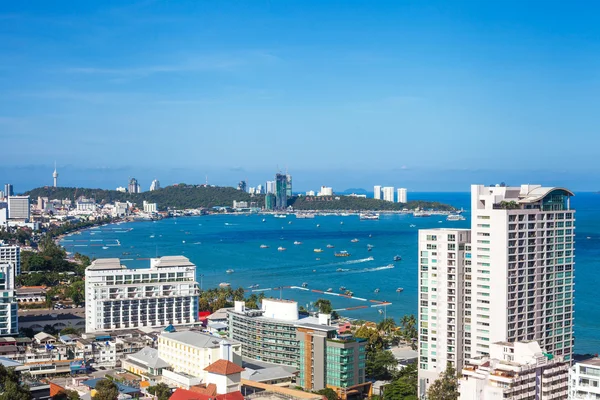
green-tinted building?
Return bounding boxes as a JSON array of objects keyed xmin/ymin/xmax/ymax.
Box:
[
  {"xmin": 275, "ymin": 173, "xmax": 288, "ymax": 209},
  {"xmin": 265, "ymin": 193, "xmax": 276, "ymax": 211}
]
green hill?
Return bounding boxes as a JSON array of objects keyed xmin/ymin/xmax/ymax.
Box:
[
  {"xmin": 25, "ymin": 185, "xmax": 259, "ymax": 210},
  {"xmin": 289, "ymin": 195, "xmax": 455, "ymax": 211}
]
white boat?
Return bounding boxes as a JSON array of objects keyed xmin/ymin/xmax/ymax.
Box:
[
  {"xmin": 274, "ymin": 214, "xmax": 287, "ymax": 219},
  {"xmin": 249, "ymin": 284, "xmax": 259, "ymax": 289},
  {"xmin": 359, "ymin": 213, "xmax": 380, "ymax": 220},
  {"xmin": 393, "ymin": 255, "xmax": 402, "ymax": 261},
  {"xmin": 294, "ymin": 241, "xmax": 302, "ymax": 245},
  {"xmin": 413, "ymin": 210, "xmax": 432, "ymax": 217},
  {"xmin": 295, "ymin": 213, "xmax": 315, "ymax": 219},
  {"xmin": 226, "ymin": 269, "xmax": 234, "ymax": 274},
  {"xmin": 326, "ymin": 244, "xmax": 334, "ymax": 248},
  {"xmin": 447, "ymin": 214, "xmax": 466, "ymax": 221},
  {"xmin": 374, "ymin": 288, "xmax": 380, "ymax": 293},
  {"xmin": 340, "ymin": 221, "xmax": 344, "ymax": 225},
  {"xmin": 316, "ymin": 224, "xmax": 320, "ymax": 228},
  {"xmin": 262, "ymin": 218, "xmax": 266, "ymax": 222},
  {"xmin": 102, "ymin": 246, "xmax": 109, "ymax": 250},
  {"xmin": 302, "ymin": 282, "xmax": 308, "ymax": 288},
  {"xmin": 396, "ymin": 287, "xmax": 404, "ymax": 293},
  {"xmin": 351, "ymin": 238, "xmax": 359, "ymax": 243},
  {"xmin": 260, "ymin": 244, "xmax": 269, "ymax": 248},
  {"xmin": 409, "ymin": 224, "xmax": 416, "ymax": 228},
  {"xmin": 219, "ymin": 282, "xmax": 230, "ymax": 288},
  {"xmin": 278, "ymin": 246, "xmax": 286, "ymax": 251},
  {"xmin": 326, "ymin": 288, "xmax": 333, "ymax": 292},
  {"xmin": 314, "ymin": 248, "xmax": 323, "ymax": 253}
]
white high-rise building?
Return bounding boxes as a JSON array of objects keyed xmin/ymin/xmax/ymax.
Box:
[
  {"xmin": 7, "ymin": 196, "xmax": 30, "ymax": 220},
  {"xmin": 397, "ymin": 188, "xmax": 407, "ymax": 203},
  {"xmin": 256, "ymin": 184, "xmax": 264, "ymax": 194},
  {"xmin": 85, "ymin": 256, "xmax": 200, "ymax": 333},
  {"xmin": 418, "ymin": 229, "xmax": 471, "ymax": 393},
  {"xmin": 266, "ymin": 181, "xmax": 275, "ymax": 194},
  {"xmin": 149, "ymin": 179, "xmax": 161, "ymax": 191},
  {"xmin": 417, "ymin": 184, "xmax": 576, "ymax": 396},
  {"xmin": 318, "ymin": 186, "xmax": 333, "ymax": 196},
  {"xmin": 382, "ymin": 186, "xmax": 394, "ymax": 202},
  {"xmin": 568, "ymin": 357, "xmax": 600, "ymax": 399},
  {"xmin": 0, "ymin": 242, "xmax": 19, "ymax": 335},
  {"xmin": 373, "ymin": 185, "xmax": 382, "ymax": 200}
]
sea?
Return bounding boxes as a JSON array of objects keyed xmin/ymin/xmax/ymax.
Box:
[{"xmin": 61, "ymin": 192, "xmax": 600, "ymax": 354}]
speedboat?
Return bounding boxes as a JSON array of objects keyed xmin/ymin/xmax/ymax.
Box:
[
  {"xmin": 393, "ymin": 255, "xmax": 402, "ymax": 261},
  {"xmin": 219, "ymin": 282, "xmax": 230, "ymax": 288},
  {"xmin": 278, "ymin": 246, "xmax": 286, "ymax": 251},
  {"xmin": 335, "ymin": 251, "xmax": 350, "ymax": 257},
  {"xmin": 326, "ymin": 244, "xmax": 334, "ymax": 248},
  {"xmin": 340, "ymin": 221, "xmax": 344, "ymax": 225},
  {"xmin": 260, "ymin": 244, "xmax": 269, "ymax": 248},
  {"xmin": 314, "ymin": 248, "xmax": 323, "ymax": 253},
  {"xmin": 294, "ymin": 241, "xmax": 302, "ymax": 245},
  {"xmin": 226, "ymin": 269, "xmax": 234, "ymax": 274},
  {"xmin": 351, "ymin": 238, "xmax": 359, "ymax": 243},
  {"xmin": 302, "ymin": 282, "xmax": 308, "ymax": 288},
  {"xmin": 345, "ymin": 290, "xmax": 353, "ymax": 296},
  {"xmin": 336, "ymin": 268, "xmax": 344, "ymax": 272},
  {"xmin": 396, "ymin": 288, "xmax": 404, "ymax": 293},
  {"xmin": 262, "ymin": 218, "xmax": 266, "ymax": 222},
  {"xmin": 249, "ymin": 284, "xmax": 259, "ymax": 289},
  {"xmin": 326, "ymin": 288, "xmax": 333, "ymax": 292},
  {"xmin": 316, "ymin": 224, "xmax": 320, "ymax": 228}
]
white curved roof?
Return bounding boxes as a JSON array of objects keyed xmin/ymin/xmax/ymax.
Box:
[{"xmin": 518, "ymin": 187, "xmax": 574, "ymax": 204}]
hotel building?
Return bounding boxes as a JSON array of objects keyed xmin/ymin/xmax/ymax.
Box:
[
  {"xmin": 418, "ymin": 184, "xmax": 575, "ymax": 395},
  {"xmin": 0, "ymin": 242, "xmax": 18, "ymax": 335},
  {"xmin": 228, "ymin": 299, "xmax": 368, "ymax": 397},
  {"xmin": 568, "ymin": 357, "xmax": 600, "ymax": 399},
  {"xmin": 85, "ymin": 256, "xmax": 200, "ymax": 333}
]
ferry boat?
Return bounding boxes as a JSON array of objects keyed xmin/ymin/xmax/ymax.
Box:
[
  {"xmin": 335, "ymin": 251, "xmax": 351, "ymax": 257},
  {"xmin": 393, "ymin": 255, "xmax": 402, "ymax": 261},
  {"xmin": 260, "ymin": 244, "xmax": 269, "ymax": 249},
  {"xmin": 396, "ymin": 288, "xmax": 404, "ymax": 293},
  {"xmin": 294, "ymin": 241, "xmax": 302, "ymax": 245},
  {"xmin": 446, "ymin": 214, "xmax": 466, "ymax": 221},
  {"xmin": 226, "ymin": 269, "xmax": 234, "ymax": 274},
  {"xmin": 302, "ymin": 282, "xmax": 308, "ymax": 288},
  {"xmin": 314, "ymin": 248, "xmax": 324, "ymax": 253},
  {"xmin": 296, "ymin": 213, "xmax": 315, "ymax": 219},
  {"xmin": 350, "ymin": 238, "xmax": 359, "ymax": 243},
  {"xmin": 326, "ymin": 244, "xmax": 334, "ymax": 248},
  {"xmin": 359, "ymin": 213, "xmax": 380, "ymax": 220},
  {"xmin": 219, "ymin": 282, "xmax": 231, "ymax": 288},
  {"xmin": 278, "ymin": 246, "xmax": 286, "ymax": 251}
]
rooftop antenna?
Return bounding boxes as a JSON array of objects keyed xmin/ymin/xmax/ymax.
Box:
[{"xmin": 205, "ymin": 175, "xmax": 208, "ymax": 186}]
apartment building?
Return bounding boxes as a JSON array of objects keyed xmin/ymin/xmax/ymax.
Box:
[
  {"xmin": 568, "ymin": 357, "xmax": 600, "ymax": 399},
  {"xmin": 0, "ymin": 241, "xmax": 18, "ymax": 336},
  {"xmin": 85, "ymin": 256, "xmax": 200, "ymax": 333},
  {"xmin": 459, "ymin": 341, "xmax": 569, "ymax": 399},
  {"xmin": 417, "ymin": 184, "xmax": 575, "ymax": 396}
]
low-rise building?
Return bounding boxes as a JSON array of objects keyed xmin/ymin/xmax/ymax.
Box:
[
  {"xmin": 459, "ymin": 341, "xmax": 569, "ymax": 400},
  {"xmin": 143, "ymin": 201, "xmax": 157, "ymax": 213},
  {"xmin": 568, "ymin": 357, "xmax": 600, "ymax": 399}
]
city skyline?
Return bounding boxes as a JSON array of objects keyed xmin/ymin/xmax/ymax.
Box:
[{"xmin": 1, "ymin": 1, "xmax": 600, "ymax": 182}]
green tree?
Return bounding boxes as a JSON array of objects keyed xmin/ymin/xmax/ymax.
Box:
[
  {"xmin": 427, "ymin": 362, "xmax": 459, "ymax": 400},
  {"xmin": 316, "ymin": 388, "xmax": 338, "ymax": 400},
  {"xmin": 366, "ymin": 349, "xmax": 397, "ymax": 380},
  {"xmin": 52, "ymin": 389, "xmax": 81, "ymax": 400},
  {"xmin": 314, "ymin": 298, "xmax": 333, "ymax": 314},
  {"xmin": 399, "ymin": 315, "xmax": 417, "ymax": 349},
  {"xmin": 147, "ymin": 383, "xmax": 171, "ymax": 400},
  {"xmin": 377, "ymin": 317, "xmax": 396, "ymax": 335},
  {"xmin": 65, "ymin": 280, "xmax": 85, "ymax": 304},
  {"xmin": 0, "ymin": 364, "xmax": 31, "ymax": 400},
  {"xmin": 92, "ymin": 379, "xmax": 119, "ymax": 400},
  {"xmin": 383, "ymin": 363, "xmax": 417, "ymax": 400},
  {"xmin": 59, "ymin": 327, "xmax": 81, "ymax": 336}
]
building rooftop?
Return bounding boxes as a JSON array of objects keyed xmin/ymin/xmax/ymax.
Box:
[
  {"xmin": 161, "ymin": 330, "xmax": 240, "ymax": 349},
  {"xmin": 87, "ymin": 258, "xmax": 125, "ymax": 271},
  {"xmin": 577, "ymin": 357, "xmax": 600, "ymax": 367},
  {"xmin": 81, "ymin": 378, "xmax": 139, "ymax": 395},
  {"xmin": 517, "ymin": 186, "xmax": 574, "ymax": 204},
  {"xmin": 152, "ymin": 256, "xmax": 195, "ymax": 268},
  {"xmin": 204, "ymin": 359, "xmax": 245, "ymax": 376},
  {"xmin": 128, "ymin": 347, "xmax": 170, "ymax": 369}
]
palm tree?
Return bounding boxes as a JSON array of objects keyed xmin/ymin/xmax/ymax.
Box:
[{"xmin": 377, "ymin": 317, "xmax": 396, "ymax": 335}]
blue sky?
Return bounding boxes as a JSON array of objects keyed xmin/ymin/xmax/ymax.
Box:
[{"xmin": 1, "ymin": 1, "xmax": 599, "ymax": 192}]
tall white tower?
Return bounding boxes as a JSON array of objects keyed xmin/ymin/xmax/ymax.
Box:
[{"xmin": 53, "ymin": 162, "xmax": 58, "ymax": 187}]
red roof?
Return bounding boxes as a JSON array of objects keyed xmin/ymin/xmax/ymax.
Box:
[
  {"xmin": 169, "ymin": 388, "xmax": 244, "ymax": 400},
  {"xmin": 203, "ymin": 359, "xmax": 245, "ymax": 375}
]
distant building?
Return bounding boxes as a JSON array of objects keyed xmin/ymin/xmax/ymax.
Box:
[
  {"xmin": 347, "ymin": 193, "xmax": 367, "ymax": 198},
  {"xmin": 248, "ymin": 187, "xmax": 256, "ymax": 195},
  {"xmin": 459, "ymin": 341, "xmax": 569, "ymax": 400},
  {"xmin": 52, "ymin": 163, "xmax": 58, "ymax": 188},
  {"xmin": 37, "ymin": 196, "xmax": 48, "ymax": 211},
  {"xmin": 373, "ymin": 185, "xmax": 382, "ymax": 200},
  {"xmin": 397, "ymin": 188, "xmax": 407, "ymax": 203},
  {"xmin": 286, "ymin": 175, "xmax": 293, "ymax": 197},
  {"xmin": 318, "ymin": 186, "xmax": 333, "ymax": 196},
  {"xmin": 76, "ymin": 198, "xmax": 96, "ymax": 213},
  {"xmin": 85, "ymin": 256, "xmax": 200, "ymax": 333},
  {"xmin": 7, "ymin": 196, "xmax": 30, "ymax": 220},
  {"xmin": 0, "ymin": 191, "xmax": 4, "ymax": 201},
  {"xmin": 149, "ymin": 179, "xmax": 161, "ymax": 191},
  {"xmin": 256, "ymin": 184, "xmax": 264, "ymax": 194},
  {"xmin": 113, "ymin": 202, "xmax": 130, "ymax": 217},
  {"xmin": 382, "ymin": 187, "xmax": 394, "ymax": 202},
  {"xmin": 265, "ymin": 194, "xmax": 276, "ymax": 211},
  {"xmin": 116, "ymin": 187, "xmax": 126, "ymax": 193},
  {"xmin": 3, "ymin": 184, "xmax": 13, "ymax": 198},
  {"xmin": 142, "ymin": 201, "xmax": 157, "ymax": 213},
  {"xmin": 0, "ymin": 242, "xmax": 19, "ymax": 335},
  {"xmin": 266, "ymin": 181, "xmax": 275, "ymax": 194},
  {"xmin": 237, "ymin": 181, "xmax": 247, "ymax": 192},
  {"xmin": 306, "ymin": 190, "xmax": 315, "ymax": 196},
  {"xmin": 128, "ymin": 178, "xmax": 141, "ymax": 194},
  {"xmin": 569, "ymin": 357, "xmax": 600, "ymax": 399},
  {"xmin": 233, "ymin": 201, "xmax": 248, "ymax": 209},
  {"xmin": 275, "ymin": 174, "xmax": 288, "ymax": 209}
]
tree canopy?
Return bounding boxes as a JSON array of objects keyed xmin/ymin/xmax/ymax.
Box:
[
  {"xmin": 289, "ymin": 195, "xmax": 455, "ymax": 211},
  {"xmin": 0, "ymin": 365, "xmax": 31, "ymax": 400},
  {"xmin": 427, "ymin": 362, "xmax": 459, "ymax": 400},
  {"xmin": 147, "ymin": 383, "xmax": 171, "ymax": 400},
  {"xmin": 92, "ymin": 379, "xmax": 119, "ymax": 400}
]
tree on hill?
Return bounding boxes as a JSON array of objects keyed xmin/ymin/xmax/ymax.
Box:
[{"xmin": 427, "ymin": 362, "xmax": 459, "ymax": 400}]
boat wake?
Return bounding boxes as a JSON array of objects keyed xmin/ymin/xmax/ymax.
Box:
[
  {"xmin": 224, "ymin": 223, "xmax": 238, "ymax": 226},
  {"xmin": 323, "ymin": 257, "xmax": 375, "ymax": 268},
  {"xmin": 361, "ymin": 264, "xmax": 395, "ymax": 272}
]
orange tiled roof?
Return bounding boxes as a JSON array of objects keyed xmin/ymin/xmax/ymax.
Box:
[{"xmin": 203, "ymin": 359, "xmax": 244, "ymax": 375}]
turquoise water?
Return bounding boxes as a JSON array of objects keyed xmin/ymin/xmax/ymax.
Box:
[{"xmin": 63, "ymin": 192, "xmax": 600, "ymax": 354}]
